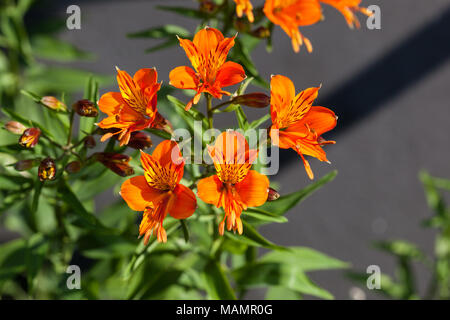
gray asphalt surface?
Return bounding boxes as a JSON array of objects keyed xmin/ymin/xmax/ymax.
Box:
[{"xmin": 4, "ymin": 0, "xmax": 450, "ymax": 299}]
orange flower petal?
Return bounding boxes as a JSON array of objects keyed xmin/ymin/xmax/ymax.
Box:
[
  {"xmin": 98, "ymin": 92, "xmax": 125, "ymax": 116},
  {"xmin": 235, "ymin": 170, "xmax": 269, "ymax": 207},
  {"xmin": 169, "ymin": 66, "xmax": 199, "ymax": 90},
  {"xmin": 197, "ymin": 175, "xmax": 223, "ymax": 207},
  {"xmin": 216, "ymin": 61, "xmax": 246, "ymax": 88},
  {"xmin": 150, "ymin": 140, "xmax": 184, "ymax": 169},
  {"xmin": 133, "ymin": 68, "xmax": 157, "ymax": 90},
  {"xmin": 169, "ymin": 184, "xmax": 197, "ymax": 219},
  {"xmin": 120, "ymin": 176, "xmax": 164, "ymax": 211},
  {"xmin": 295, "ymin": 106, "xmax": 337, "ymax": 136},
  {"xmin": 193, "ymin": 27, "xmax": 224, "ymax": 57},
  {"xmin": 270, "ymin": 75, "xmax": 296, "ymax": 116}
]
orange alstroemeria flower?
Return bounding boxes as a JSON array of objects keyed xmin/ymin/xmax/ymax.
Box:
[
  {"xmin": 269, "ymin": 75, "xmax": 337, "ymax": 180},
  {"xmin": 234, "ymin": 0, "xmax": 254, "ymax": 23},
  {"xmin": 197, "ymin": 131, "xmax": 269, "ymax": 235},
  {"xmin": 169, "ymin": 27, "xmax": 246, "ymax": 110},
  {"xmin": 97, "ymin": 67, "xmax": 161, "ymax": 146},
  {"xmin": 263, "ymin": 0, "xmax": 322, "ymax": 53},
  {"xmin": 120, "ymin": 140, "xmax": 197, "ymax": 244},
  {"xmin": 320, "ymin": 0, "xmax": 372, "ymax": 28}
]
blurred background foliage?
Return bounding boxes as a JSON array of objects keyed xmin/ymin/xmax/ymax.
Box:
[{"xmin": 349, "ymin": 172, "xmax": 450, "ymax": 300}]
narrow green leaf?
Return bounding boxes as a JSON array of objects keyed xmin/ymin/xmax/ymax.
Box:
[
  {"xmin": 233, "ymin": 262, "xmax": 333, "ymax": 299},
  {"xmin": 59, "ymin": 180, "xmax": 110, "ymax": 231},
  {"xmin": 261, "ymin": 247, "xmax": 348, "ymax": 272},
  {"xmin": 146, "ymin": 128, "xmax": 172, "ymax": 140},
  {"xmin": 128, "ymin": 25, "xmax": 190, "ymax": 38},
  {"xmin": 203, "ymin": 259, "xmax": 236, "ymax": 300},
  {"xmin": 248, "ymin": 114, "xmax": 271, "ymax": 130},
  {"xmin": 180, "ymin": 219, "xmax": 190, "ymax": 243},
  {"xmin": 258, "ymin": 170, "xmax": 337, "ymax": 216},
  {"xmin": 245, "ymin": 207, "xmax": 288, "ymax": 223},
  {"xmin": 225, "ymin": 220, "xmax": 286, "ymax": 251}
]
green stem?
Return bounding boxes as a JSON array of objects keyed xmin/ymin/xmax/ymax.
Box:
[
  {"xmin": 206, "ymin": 93, "xmax": 213, "ymax": 129},
  {"xmin": 67, "ymin": 110, "xmax": 75, "ymax": 146},
  {"xmin": 210, "ymin": 99, "xmax": 234, "ymax": 112}
]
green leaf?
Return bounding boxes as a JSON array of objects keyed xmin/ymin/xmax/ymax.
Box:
[
  {"xmin": 25, "ymin": 233, "xmax": 49, "ymax": 292},
  {"xmin": 59, "ymin": 180, "xmax": 110, "ymax": 231},
  {"xmin": 78, "ymin": 76, "xmax": 99, "ymax": 139},
  {"xmin": 30, "ymin": 179, "xmax": 43, "ymax": 222},
  {"xmin": 261, "ymin": 247, "xmax": 348, "ymax": 272},
  {"xmin": 1, "ymin": 107, "xmax": 54, "ymax": 138},
  {"xmin": 374, "ymin": 240, "xmax": 425, "ymax": 260},
  {"xmin": 0, "ymin": 239, "xmax": 27, "ymax": 285},
  {"xmin": 248, "ymin": 114, "xmax": 271, "ymax": 130},
  {"xmin": 128, "ymin": 25, "xmax": 190, "ymax": 39},
  {"xmin": 225, "ymin": 220, "xmax": 286, "ymax": 250},
  {"xmin": 78, "ymin": 233, "xmax": 136, "ymax": 259},
  {"xmin": 166, "ymin": 95, "xmax": 208, "ymax": 146},
  {"xmin": 234, "ymin": 105, "xmax": 248, "ymax": 130},
  {"xmin": 245, "ymin": 207, "xmax": 288, "ymax": 223},
  {"xmin": 146, "ymin": 128, "xmax": 172, "ymax": 140},
  {"xmin": 258, "ymin": 170, "xmax": 337, "ymax": 216},
  {"xmin": 31, "ymin": 35, "xmax": 92, "ymax": 62},
  {"xmin": 203, "ymin": 259, "xmax": 237, "ymax": 300},
  {"xmin": 419, "ymin": 171, "xmax": 450, "ymax": 223},
  {"xmin": 180, "ymin": 219, "xmax": 190, "ymax": 243},
  {"xmin": 266, "ymin": 286, "xmax": 301, "ymax": 300},
  {"xmin": 233, "ymin": 262, "xmax": 333, "ymax": 299}
]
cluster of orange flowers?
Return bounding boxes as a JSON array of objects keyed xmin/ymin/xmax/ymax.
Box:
[
  {"xmin": 234, "ymin": 0, "xmax": 372, "ymax": 52},
  {"xmin": 97, "ymin": 27, "xmax": 337, "ymax": 244}
]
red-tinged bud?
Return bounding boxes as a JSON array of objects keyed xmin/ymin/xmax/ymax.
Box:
[
  {"xmin": 152, "ymin": 112, "xmax": 173, "ymax": 134},
  {"xmin": 65, "ymin": 161, "xmax": 81, "ymax": 174},
  {"xmin": 84, "ymin": 135, "xmax": 96, "ymax": 148},
  {"xmin": 267, "ymin": 187, "xmax": 280, "ymax": 201},
  {"xmin": 234, "ymin": 19, "xmax": 250, "ymax": 33},
  {"xmin": 199, "ymin": 0, "xmax": 216, "ymax": 13},
  {"xmin": 14, "ymin": 159, "xmax": 35, "ymax": 171},
  {"xmin": 19, "ymin": 128, "xmax": 41, "ymax": 148},
  {"xmin": 38, "ymin": 158, "xmax": 56, "ymax": 181},
  {"xmin": 5, "ymin": 121, "xmax": 26, "ymax": 135},
  {"xmin": 73, "ymin": 99, "xmax": 98, "ymax": 117},
  {"xmin": 251, "ymin": 26, "xmax": 271, "ymax": 38},
  {"xmin": 94, "ymin": 152, "xmax": 134, "ymax": 177},
  {"xmin": 232, "ymin": 93, "xmax": 270, "ymax": 108},
  {"xmin": 41, "ymin": 96, "xmax": 67, "ymax": 111},
  {"xmin": 127, "ymin": 132, "xmax": 153, "ymax": 150}
]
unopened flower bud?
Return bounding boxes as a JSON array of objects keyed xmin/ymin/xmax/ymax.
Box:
[
  {"xmin": 65, "ymin": 161, "xmax": 81, "ymax": 174},
  {"xmin": 128, "ymin": 132, "xmax": 153, "ymax": 150},
  {"xmin": 19, "ymin": 127, "xmax": 41, "ymax": 148},
  {"xmin": 5, "ymin": 121, "xmax": 26, "ymax": 135},
  {"xmin": 152, "ymin": 112, "xmax": 173, "ymax": 134},
  {"xmin": 199, "ymin": 0, "xmax": 216, "ymax": 13},
  {"xmin": 251, "ymin": 26, "xmax": 271, "ymax": 38},
  {"xmin": 232, "ymin": 93, "xmax": 270, "ymax": 108},
  {"xmin": 94, "ymin": 152, "xmax": 134, "ymax": 177},
  {"xmin": 14, "ymin": 159, "xmax": 35, "ymax": 171},
  {"xmin": 267, "ymin": 187, "xmax": 280, "ymax": 201},
  {"xmin": 234, "ymin": 19, "xmax": 250, "ymax": 33},
  {"xmin": 38, "ymin": 158, "xmax": 56, "ymax": 181},
  {"xmin": 41, "ymin": 96, "xmax": 67, "ymax": 111},
  {"xmin": 84, "ymin": 135, "xmax": 96, "ymax": 148},
  {"xmin": 73, "ymin": 99, "xmax": 98, "ymax": 117}
]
